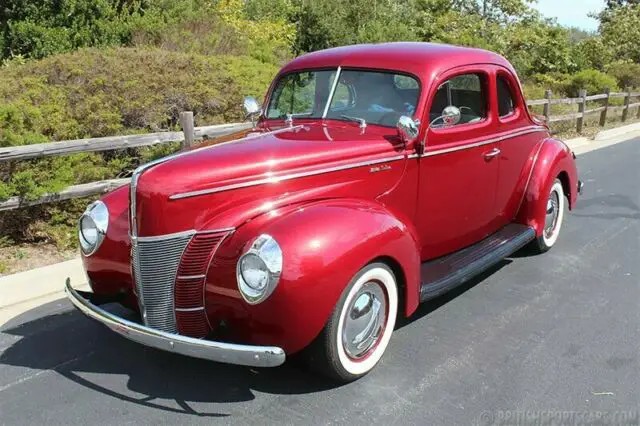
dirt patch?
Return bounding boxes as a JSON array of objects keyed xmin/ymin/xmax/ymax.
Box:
[{"xmin": 0, "ymin": 244, "xmax": 77, "ymax": 277}]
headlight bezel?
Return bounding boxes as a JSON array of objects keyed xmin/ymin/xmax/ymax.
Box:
[
  {"xmin": 79, "ymin": 200, "xmax": 109, "ymax": 256},
  {"xmin": 236, "ymin": 234, "xmax": 282, "ymax": 305}
]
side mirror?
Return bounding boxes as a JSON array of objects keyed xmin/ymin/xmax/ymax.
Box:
[
  {"xmin": 430, "ymin": 105, "xmax": 461, "ymax": 128},
  {"xmin": 397, "ymin": 115, "xmax": 420, "ymax": 143},
  {"xmin": 243, "ymin": 96, "xmax": 261, "ymax": 126}
]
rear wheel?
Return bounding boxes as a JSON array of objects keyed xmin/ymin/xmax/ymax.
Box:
[
  {"xmin": 530, "ymin": 178, "xmax": 566, "ymax": 253},
  {"xmin": 306, "ymin": 262, "xmax": 398, "ymax": 382}
]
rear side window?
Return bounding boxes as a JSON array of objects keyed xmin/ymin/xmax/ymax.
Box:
[
  {"xmin": 429, "ymin": 73, "xmax": 486, "ymax": 127},
  {"xmin": 497, "ymin": 75, "xmax": 516, "ymax": 117}
]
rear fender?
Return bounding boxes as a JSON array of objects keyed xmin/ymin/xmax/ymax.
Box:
[{"xmin": 516, "ymin": 138, "xmax": 578, "ymax": 236}]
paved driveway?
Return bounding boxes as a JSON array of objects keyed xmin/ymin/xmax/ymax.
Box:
[{"xmin": 1, "ymin": 137, "xmax": 638, "ymax": 425}]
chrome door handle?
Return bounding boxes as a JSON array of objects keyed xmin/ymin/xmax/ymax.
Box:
[{"xmin": 484, "ymin": 148, "xmax": 501, "ymax": 160}]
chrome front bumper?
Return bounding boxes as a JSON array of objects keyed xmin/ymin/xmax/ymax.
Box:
[{"xmin": 65, "ymin": 279, "xmax": 286, "ymax": 367}]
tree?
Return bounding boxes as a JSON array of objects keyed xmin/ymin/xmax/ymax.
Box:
[
  {"xmin": 598, "ymin": 4, "xmax": 640, "ymax": 63},
  {"xmin": 605, "ymin": 0, "xmax": 640, "ymax": 8}
]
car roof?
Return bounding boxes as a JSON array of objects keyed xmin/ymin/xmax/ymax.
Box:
[{"xmin": 279, "ymin": 42, "xmax": 514, "ymax": 79}]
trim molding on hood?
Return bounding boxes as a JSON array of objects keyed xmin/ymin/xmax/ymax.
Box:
[
  {"xmin": 169, "ymin": 154, "xmax": 407, "ymax": 201},
  {"xmin": 129, "ymin": 125, "xmax": 305, "ymax": 240}
]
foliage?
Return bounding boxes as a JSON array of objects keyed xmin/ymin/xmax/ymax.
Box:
[
  {"xmin": 291, "ymin": 0, "xmax": 419, "ymax": 54},
  {"xmin": 0, "ymin": 47, "xmax": 277, "ymax": 210},
  {"xmin": 527, "ymin": 72, "xmax": 571, "ymax": 95},
  {"xmin": 0, "ymin": 0, "xmax": 135, "ymax": 59},
  {"xmin": 564, "ymin": 69, "xmax": 619, "ymax": 97},
  {"xmin": 0, "ymin": 0, "xmax": 296, "ymax": 64},
  {"xmin": 606, "ymin": 62, "xmax": 640, "ymax": 89},
  {"xmin": 598, "ymin": 4, "xmax": 640, "ymax": 63}
]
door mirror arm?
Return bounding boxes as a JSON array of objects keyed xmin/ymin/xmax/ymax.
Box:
[
  {"xmin": 397, "ymin": 116, "xmax": 421, "ymax": 152},
  {"xmin": 243, "ymin": 96, "xmax": 262, "ymax": 128}
]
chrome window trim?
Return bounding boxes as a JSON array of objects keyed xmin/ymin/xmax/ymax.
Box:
[
  {"xmin": 407, "ymin": 126, "xmax": 547, "ymax": 159},
  {"xmin": 169, "ymin": 154, "xmax": 407, "ymax": 200},
  {"xmin": 322, "ymin": 66, "xmax": 342, "ymax": 118}
]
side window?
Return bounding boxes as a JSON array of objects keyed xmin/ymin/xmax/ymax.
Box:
[
  {"xmin": 497, "ymin": 75, "xmax": 516, "ymax": 117},
  {"xmin": 429, "ymin": 73, "xmax": 486, "ymax": 126}
]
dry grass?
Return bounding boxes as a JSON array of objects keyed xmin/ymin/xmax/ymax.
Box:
[{"xmin": 0, "ymin": 243, "xmax": 77, "ymax": 276}]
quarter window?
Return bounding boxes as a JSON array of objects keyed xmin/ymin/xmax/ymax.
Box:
[
  {"xmin": 497, "ymin": 75, "xmax": 516, "ymax": 117},
  {"xmin": 429, "ymin": 73, "xmax": 486, "ymax": 127}
]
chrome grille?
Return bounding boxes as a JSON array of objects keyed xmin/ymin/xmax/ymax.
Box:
[{"xmin": 132, "ymin": 231, "xmax": 194, "ymax": 333}]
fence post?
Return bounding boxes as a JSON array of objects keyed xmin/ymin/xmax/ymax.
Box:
[
  {"xmin": 622, "ymin": 87, "xmax": 631, "ymax": 122},
  {"xmin": 576, "ymin": 89, "xmax": 587, "ymax": 134},
  {"xmin": 543, "ymin": 89, "xmax": 552, "ymax": 122},
  {"xmin": 180, "ymin": 111, "xmax": 195, "ymax": 150},
  {"xmin": 599, "ymin": 88, "xmax": 610, "ymax": 127}
]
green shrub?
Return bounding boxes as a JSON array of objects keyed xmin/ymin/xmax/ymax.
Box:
[
  {"xmin": 0, "ymin": 0, "xmax": 131, "ymax": 59},
  {"xmin": 607, "ymin": 62, "xmax": 640, "ymax": 89},
  {"xmin": 0, "ymin": 47, "xmax": 278, "ymax": 246},
  {"xmin": 527, "ymin": 72, "xmax": 571, "ymax": 96},
  {"xmin": 564, "ymin": 69, "xmax": 619, "ymax": 97}
]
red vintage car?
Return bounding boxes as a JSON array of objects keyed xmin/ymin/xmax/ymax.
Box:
[{"xmin": 66, "ymin": 42, "xmax": 582, "ymax": 382}]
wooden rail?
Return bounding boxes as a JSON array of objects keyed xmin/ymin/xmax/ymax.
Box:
[
  {"xmin": 0, "ymin": 179, "xmax": 130, "ymax": 212},
  {"xmin": 526, "ymin": 87, "xmax": 640, "ymax": 131},
  {"xmin": 0, "ymin": 122, "xmax": 250, "ymax": 162},
  {"xmin": 2, "ymin": 87, "xmax": 640, "ymax": 211},
  {"xmin": 0, "ymin": 116, "xmax": 251, "ymax": 211}
]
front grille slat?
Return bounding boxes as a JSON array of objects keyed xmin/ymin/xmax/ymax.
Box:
[
  {"xmin": 174, "ymin": 232, "xmax": 227, "ymax": 337},
  {"xmin": 132, "ymin": 232, "xmax": 193, "ymax": 333}
]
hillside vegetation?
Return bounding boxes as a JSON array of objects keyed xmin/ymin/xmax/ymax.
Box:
[{"xmin": 1, "ymin": 0, "xmax": 639, "ymax": 258}]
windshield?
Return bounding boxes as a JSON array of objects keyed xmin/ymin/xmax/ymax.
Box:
[{"xmin": 266, "ymin": 69, "xmax": 420, "ymax": 128}]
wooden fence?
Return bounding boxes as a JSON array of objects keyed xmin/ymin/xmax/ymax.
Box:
[
  {"xmin": 1, "ymin": 88, "xmax": 639, "ymax": 211},
  {"xmin": 0, "ymin": 113, "xmax": 251, "ymax": 211},
  {"xmin": 528, "ymin": 87, "xmax": 640, "ymax": 133}
]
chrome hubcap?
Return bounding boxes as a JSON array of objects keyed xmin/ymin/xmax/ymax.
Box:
[
  {"xmin": 342, "ymin": 281, "xmax": 386, "ymax": 360},
  {"xmin": 545, "ymin": 190, "xmax": 560, "ymax": 238}
]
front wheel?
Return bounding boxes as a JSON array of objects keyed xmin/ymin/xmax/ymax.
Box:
[
  {"xmin": 529, "ymin": 178, "xmax": 566, "ymax": 253},
  {"xmin": 305, "ymin": 263, "xmax": 398, "ymax": 382}
]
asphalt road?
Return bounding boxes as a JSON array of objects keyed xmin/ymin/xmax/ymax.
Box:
[{"xmin": 1, "ymin": 137, "xmax": 638, "ymax": 426}]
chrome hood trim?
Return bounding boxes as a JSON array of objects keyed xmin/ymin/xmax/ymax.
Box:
[{"xmin": 169, "ymin": 154, "xmax": 407, "ymax": 201}]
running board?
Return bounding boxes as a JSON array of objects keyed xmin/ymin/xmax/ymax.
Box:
[{"xmin": 419, "ymin": 224, "xmax": 536, "ymax": 302}]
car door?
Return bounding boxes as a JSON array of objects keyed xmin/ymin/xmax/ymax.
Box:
[
  {"xmin": 416, "ymin": 69, "xmax": 501, "ymax": 261},
  {"xmin": 492, "ymin": 69, "xmax": 546, "ymax": 225}
]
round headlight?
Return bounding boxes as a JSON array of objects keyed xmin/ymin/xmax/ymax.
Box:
[
  {"xmin": 78, "ymin": 201, "xmax": 109, "ymax": 256},
  {"xmin": 240, "ymin": 253, "xmax": 269, "ymax": 290},
  {"xmin": 237, "ymin": 234, "xmax": 282, "ymax": 304}
]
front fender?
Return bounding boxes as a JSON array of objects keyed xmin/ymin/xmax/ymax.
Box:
[
  {"xmin": 516, "ymin": 138, "xmax": 578, "ymax": 235},
  {"xmin": 206, "ymin": 198, "xmax": 420, "ymax": 354}
]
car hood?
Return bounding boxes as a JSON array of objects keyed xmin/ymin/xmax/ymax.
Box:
[{"xmin": 134, "ymin": 121, "xmax": 407, "ymax": 237}]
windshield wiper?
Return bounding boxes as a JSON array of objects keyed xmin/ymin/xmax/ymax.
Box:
[{"xmin": 340, "ymin": 115, "xmax": 367, "ymax": 129}]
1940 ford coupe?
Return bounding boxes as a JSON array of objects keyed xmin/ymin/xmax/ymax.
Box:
[{"xmin": 66, "ymin": 42, "xmax": 582, "ymax": 382}]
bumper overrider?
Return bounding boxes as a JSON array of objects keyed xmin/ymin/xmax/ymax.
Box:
[{"xmin": 65, "ymin": 279, "xmax": 286, "ymax": 367}]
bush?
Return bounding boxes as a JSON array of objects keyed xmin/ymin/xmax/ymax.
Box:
[
  {"xmin": 0, "ymin": 0, "xmax": 130, "ymax": 59},
  {"xmin": 564, "ymin": 69, "xmax": 619, "ymax": 97},
  {"xmin": 0, "ymin": 47, "xmax": 278, "ymax": 246},
  {"xmin": 527, "ymin": 72, "xmax": 571, "ymax": 96},
  {"xmin": 607, "ymin": 62, "xmax": 640, "ymax": 89}
]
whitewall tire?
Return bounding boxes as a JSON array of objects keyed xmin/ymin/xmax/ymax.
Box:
[
  {"xmin": 530, "ymin": 178, "xmax": 566, "ymax": 253},
  {"xmin": 306, "ymin": 262, "xmax": 398, "ymax": 382}
]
